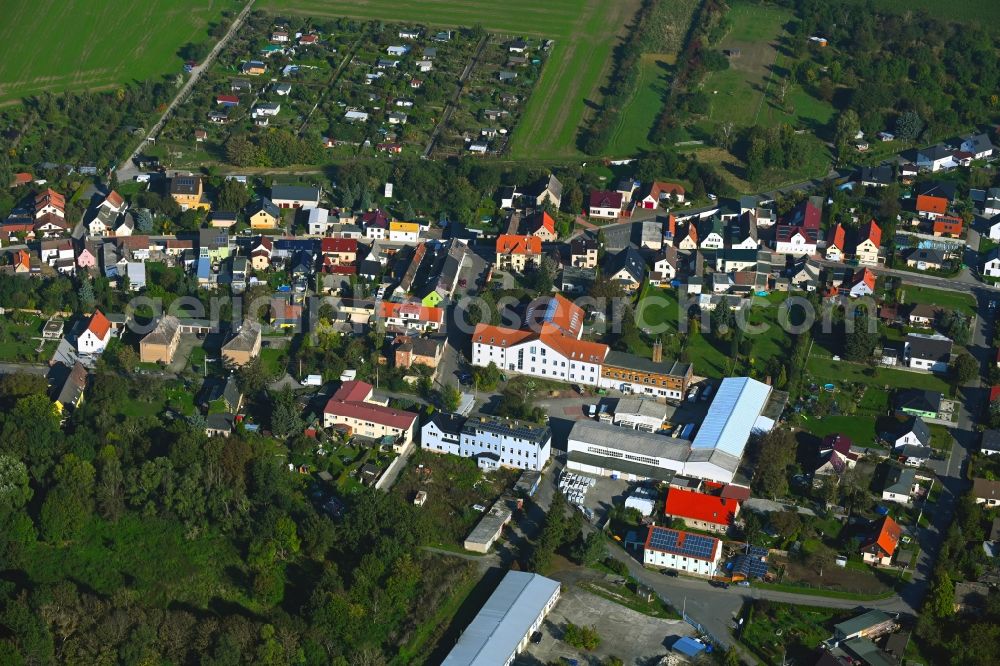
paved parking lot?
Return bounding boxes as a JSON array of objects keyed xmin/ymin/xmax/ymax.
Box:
[{"xmin": 515, "ymin": 579, "xmax": 694, "ymax": 665}]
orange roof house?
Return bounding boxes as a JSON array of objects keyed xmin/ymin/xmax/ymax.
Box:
[
  {"xmin": 495, "ymin": 234, "xmax": 543, "ymax": 271},
  {"xmin": 525, "ymin": 294, "xmax": 585, "ymax": 338},
  {"xmin": 932, "ymin": 216, "xmax": 963, "ymax": 237},
  {"xmin": 859, "ymin": 219, "xmax": 882, "ymax": 247},
  {"xmin": 35, "ymin": 188, "xmax": 66, "ymax": 211},
  {"xmin": 527, "ymin": 211, "xmax": 557, "ymax": 240},
  {"xmin": 471, "ymin": 324, "xmax": 535, "ymax": 349},
  {"xmin": 11, "ymin": 172, "xmax": 33, "ymax": 187},
  {"xmin": 13, "ymin": 249, "xmax": 30, "ymax": 272},
  {"xmin": 916, "ymin": 193, "xmax": 948, "ymax": 216},
  {"xmin": 826, "ymin": 223, "xmax": 846, "ymax": 256},
  {"xmin": 663, "ymin": 488, "xmax": 740, "ymax": 532},
  {"xmin": 861, "ymin": 516, "xmax": 902, "ymax": 564},
  {"xmin": 496, "ymin": 234, "xmax": 542, "ymax": 255}
]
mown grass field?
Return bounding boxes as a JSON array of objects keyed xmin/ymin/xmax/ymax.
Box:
[
  {"xmin": 0, "ymin": 0, "xmax": 230, "ymax": 103},
  {"xmin": 264, "ymin": 0, "xmax": 643, "ymax": 159}
]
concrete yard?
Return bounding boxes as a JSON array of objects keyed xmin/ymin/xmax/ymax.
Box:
[{"xmin": 515, "ymin": 581, "xmax": 695, "ymax": 665}]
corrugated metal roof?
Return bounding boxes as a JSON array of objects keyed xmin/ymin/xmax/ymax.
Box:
[
  {"xmin": 442, "ymin": 571, "xmax": 559, "ymax": 666},
  {"xmin": 691, "ymin": 377, "xmax": 771, "ymax": 457}
]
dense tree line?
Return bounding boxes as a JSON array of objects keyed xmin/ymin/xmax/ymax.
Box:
[
  {"xmin": 578, "ymin": 0, "xmax": 657, "ymax": 154},
  {"xmin": 2, "ymin": 80, "xmax": 177, "ymax": 171},
  {"xmin": 0, "ymin": 366, "xmax": 476, "ymax": 664},
  {"xmin": 747, "ymin": 0, "xmax": 1000, "ymax": 143},
  {"xmin": 650, "ymin": 0, "xmax": 730, "ymax": 142}
]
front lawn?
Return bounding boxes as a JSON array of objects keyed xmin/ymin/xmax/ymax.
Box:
[
  {"xmin": 805, "ymin": 357, "xmax": 952, "ymax": 393},
  {"xmin": 899, "ymin": 285, "xmax": 977, "ymax": 318},
  {"xmin": 799, "ymin": 414, "xmax": 878, "ymax": 447}
]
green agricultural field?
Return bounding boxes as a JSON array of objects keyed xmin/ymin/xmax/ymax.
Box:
[
  {"xmin": 0, "ymin": 0, "xmax": 230, "ymax": 103},
  {"xmin": 263, "ymin": 0, "xmax": 644, "ymax": 159}
]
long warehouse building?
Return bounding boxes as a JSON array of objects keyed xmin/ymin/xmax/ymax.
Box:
[
  {"xmin": 567, "ymin": 376, "xmax": 773, "ymax": 485},
  {"xmin": 442, "ymin": 570, "xmax": 561, "ymax": 666}
]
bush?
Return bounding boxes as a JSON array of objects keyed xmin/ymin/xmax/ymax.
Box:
[
  {"xmin": 603, "ymin": 557, "xmax": 629, "ymax": 576},
  {"xmin": 563, "ymin": 623, "xmax": 601, "ymax": 650}
]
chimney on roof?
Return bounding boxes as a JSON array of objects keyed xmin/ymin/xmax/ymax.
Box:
[{"xmin": 652, "ymin": 340, "xmax": 663, "ymax": 363}]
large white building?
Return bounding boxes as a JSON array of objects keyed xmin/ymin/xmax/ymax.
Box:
[
  {"xmin": 686, "ymin": 377, "xmax": 773, "ymax": 483},
  {"xmin": 643, "ymin": 526, "xmax": 722, "ymax": 577},
  {"xmin": 471, "ymin": 323, "xmax": 606, "ymax": 387},
  {"xmin": 423, "ymin": 413, "xmax": 552, "ymax": 471},
  {"xmin": 442, "ymin": 570, "xmax": 561, "ymax": 666},
  {"xmin": 566, "ymin": 377, "xmax": 774, "ymax": 485}
]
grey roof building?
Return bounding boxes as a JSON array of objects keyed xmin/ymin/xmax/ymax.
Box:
[{"xmin": 442, "ymin": 570, "xmax": 560, "ymax": 665}]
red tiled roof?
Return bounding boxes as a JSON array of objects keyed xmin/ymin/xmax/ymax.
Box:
[
  {"xmin": 35, "ymin": 188, "xmax": 65, "ymax": 210},
  {"xmin": 472, "ymin": 324, "xmax": 535, "ymax": 348},
  {"xmin": 332, "ymin": 380, "xmax": 374, "ymax": 403},
  {"xmin": 379, "ymin": 300, "xmax": 444, "ymax": 325},
  {"xmin": 14, "ymin": 249, "xmax": 30, "ymax": 269},
  {"xmin": 916, "ymin": 194, "xmax": 948, "ymax": 215},
  {"xmin": 932, "ymin": 216, "xmax": 963, "ymax": 234},
  {"xmin": 589, "ymin": 190, "xmax": 623, "ymax": 209},
  {"xmin": 859, "ymin": 219, "xmax": 881, "ymax": 247},
  {"xmin": 664, "ymin": 488, "xmax": 739, "ymax": 526},
  {"xmin": 86, "ymin": 310, "xmax": 111, "ymax": 339},
  {"xmin": 989, "ymin": 385, "xmax": 1000, "ymax": 402},
  {"xmin": 538, "ymin": 324, "xmax": 607, "ymax": 363},
  {"xmin": 496, "ymin": 234, "xmax": 541, "ymax": 255},
  {"xmin": 719, "ymin": 485, "xmax": 751, "ymax": 501},
  {"xmin": 529, "ymin": 211, "xmax": 555, "ymax": 235},
  {"xmin": 324, "ymin": 380, "xmax": 417, "ymax": 430},
  {"xmin": 105, "ymin": 190, "xmax": 125, "ymax": 209},
  {"xmin": 851, "ymin": 267, "xmax": 876, "ymax": 291},
  {"xmin": 828, "ymin": 223, "xmax": 846, "ymax": 251},
  {"xmin": 324, "ymin": 399, "xmax": 417, "ymax": 430},
  {"xmin": 868, "ymin": 516, "xmax": 902, "ymax": 557},
  {"xmin": 12, "ymin": 172, "xmax": 32, "ymax": 186},
  {"xmin": 217, "ymin": 94, "xmax": 240, "ymax": 104},
  {"xmin": 321, "ymin": 237, "xmax": 358, "ymax": 254},
  {"xmin": 526, "ymin": 294, "xmax": 584, "ymax": 338},
  {"xmin": 647, "ymin": 181, "xmax": 685, "ymax": 201}
]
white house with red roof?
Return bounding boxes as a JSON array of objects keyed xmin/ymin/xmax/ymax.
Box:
[
  {"xmin": 662, "ymin": 487, "xmax": 740, "ymax": 534},
  {"xmin": 848, "ymin": 268, "xmax": 876, "ymax": 298},
  {"xmin": 378, "ymin": 300, "xmax": 444, "ymax": 332},
  {"xmin": 825, "ymin": 223, "xmax": 846, "ymax": 261},
  {"xmin": 635, "ymin": 181, "xmax": 686, "ymax": 209},
  {"xmin": 526, "ymin": 211, "xmax": 557, "ymax": 242},
  {"xmin": 34, "ymin": 188, "xmax": 66, "ymax": 218},
  {"xmin": 99, "ymin": 190, "xmax": 128, "ymax": 215},
  {"xmin": 855, "ymin": 219, "xmax": 882, "ymax": 266},
  {"xmin": 773, "ymin": 198, "xmax": 821, "ymax": 255},
  {"xmin": 588, "ymin": 190, "xmax": 624, "ymax": 219},
  {"xmin": 471, "ymin": 322, "xmax": 607, "ymax": 386},
  {"xmin": 78, "ymin": 310, "xmax": 112, "ymax": 354},
  {"xmin": 323, "ymin": 380, "xmax": 417, "ymax": 449}
]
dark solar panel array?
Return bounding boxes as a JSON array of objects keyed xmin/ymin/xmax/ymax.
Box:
[
  {"xmin": 732, "ymin": 554, "xmax": 768, "ymax": 579},
  {"xmin": 649, "ymin": 528, "xmax": 717, "ymax": 559}
]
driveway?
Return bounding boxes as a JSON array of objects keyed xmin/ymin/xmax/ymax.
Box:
[{"xmin": 515, "ymin": 574, "xmax": 695, "ymax": 666}]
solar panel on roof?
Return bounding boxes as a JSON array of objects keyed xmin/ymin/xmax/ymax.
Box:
[{"xmin": 649, "ymin": 528, "xmax": 718, "ymax": 560}]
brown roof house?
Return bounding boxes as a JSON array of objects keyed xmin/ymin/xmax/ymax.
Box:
[
  {"xmin": 139, "ymin": 315, "xmax": 181, "ymax": 364},
  {"xmin": 395, "ymin": 336, "xmax": 443, "ymax": 369},
  {"xmin": 222, "ymin": 321, "xmax": 262, "ymax": 368}
]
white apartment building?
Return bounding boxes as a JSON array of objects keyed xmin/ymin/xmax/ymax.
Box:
[{"xmin": 471, "ymin": 324, "xmax": 607, "ymax": 387}]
